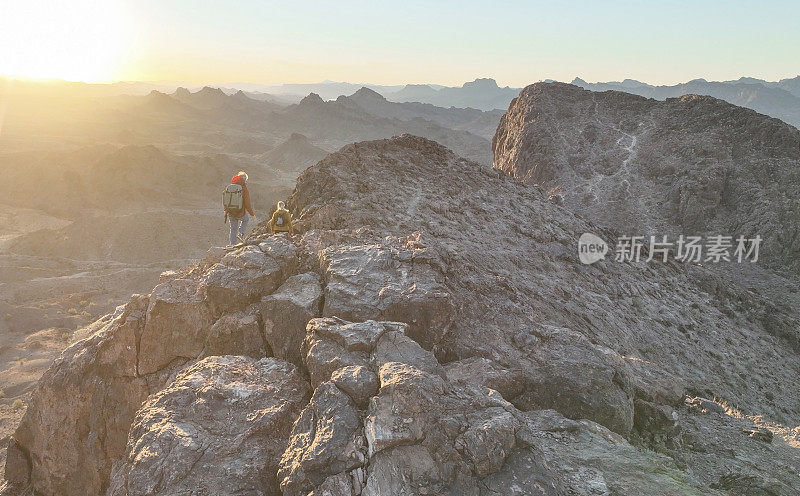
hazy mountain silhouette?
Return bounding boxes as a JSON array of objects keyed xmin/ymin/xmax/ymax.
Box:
[
  {"xmin": 385, "ymin": 78, "xmax": 521, "ymax": 111},
  {"xmin": 573, "ymin": 76, "xmax": 800, "ymax": 129},
  {"xmin": 261, "ymin": 133, "xmax": 328, "ymax": 174},
  {"xmin": 347, "ymin": 87, "xmax": 504, "ymax": 139},
  {"xmin": 274, "ymin": 91, "xmax": 493, "ymax": 164}
]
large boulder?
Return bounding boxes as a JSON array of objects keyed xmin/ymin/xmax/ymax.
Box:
[
  {"xmin": 201, "ymin": 239, "xmax": 297, "ymax": 314},
  {"xmin": 302, "ymin": 318, "xmax": 386, "ymax": 388},
  {"xmin": 261, "ymin": 272, "xmax": 324, "ymax": 364},
  {"xmin": 278, "ymin": 382, "xmax": 364, "ymax": 496},
  {"xmin": 200, "ymin": 304, "xmax": 267, "ymax": 359},
  {"xmin": 321, "ymin": 243, "xmax": 452, "ymax": 351},
  {"xmin": 301, "ymin": 318, "xmax": 443, "ymax": 388},
  {"xmin": 512, "ymin": 409, "xmax": 711, "ymax": 495},
  {"xmin": 5, "ymin": 238, "xmax": 303, "ymax": 495},
  {"xmin": 362, "ymin": 362, "xmax": 521, "ymax": 496},
  {"xmin": 107, "ymin": 356, "xmax": 310, "ymax": 496},
  {"xmin": 138, "ymin": 277, "xmax": 214, "ymax": 375}
]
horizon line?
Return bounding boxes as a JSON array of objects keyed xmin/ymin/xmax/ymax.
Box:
[{"xmin": 3, "ymin": 73, "xmax": 800, "ymax": 91}]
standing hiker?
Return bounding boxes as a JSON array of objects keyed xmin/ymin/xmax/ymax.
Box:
[{"xmin": 222, "ymin": 171, "xmax": 257, "ymax": 245}]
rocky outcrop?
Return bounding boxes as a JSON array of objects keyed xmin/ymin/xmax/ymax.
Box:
[
  {"xmin": 282, "ymin": 317, "xmax": 540, "ymax": 496},
  {"xmin": 3, "ymin": 240, "xmax": 299, "ymax": 495},
  {"xmin": 107, "ymin": 356, "xmax": 310, "ymax": 496},
  {"xmin": 278, "ymin": 381, "xmax": 362, "ymax": 496},
  {"xmin": 5, "ymin": 135, "xmax": 800, "ymax": 495},
  {"xmin": 493, "ymin": 82, "xmax": 800, "ymax": 269},
  {"xmin": 6, "ymin": 295, "xmax": 154, "ymax": 495},
  {"xmin": 261, "ymin": 272, "xmax": 324, "ymax": 364}
]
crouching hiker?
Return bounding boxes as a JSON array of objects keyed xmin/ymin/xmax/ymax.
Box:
[
  {"xmin": 222, "ymin": 171, "xmax": 257, "ymax": 245},
  {"xmin": 269, "ymin": 201, "xmax": 294, "ymax": 237}
]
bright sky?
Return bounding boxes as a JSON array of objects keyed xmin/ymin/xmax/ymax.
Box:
[{"xmin": 0, "ymin": 0, "xmax": 797, "ymax": 86}]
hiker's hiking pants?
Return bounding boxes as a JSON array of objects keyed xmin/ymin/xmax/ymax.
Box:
[{"xmin": 229, "ymin": 213, "xmax": 249, "ymax": 245}]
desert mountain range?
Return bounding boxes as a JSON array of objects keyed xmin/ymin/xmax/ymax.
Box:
[{"xmin": 1, "ymin": 76, "xmax": 799, "ymax": 495}]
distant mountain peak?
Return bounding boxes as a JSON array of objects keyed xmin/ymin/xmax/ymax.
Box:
[
  {"xmin": 571, "ymin": 77, "xmax": 588, "ymax": 86},
  {"xmin": 620, "ymin": 78, "xmax": 647, "ymax": 88},
  {"xmin": 351, "ymin": 86, "xmax": 386, "ymax": 101},
  {"xmin": 463, "ymin": 78, "xmax": 499, "ymax": 89},
  {"xmin": 299, "ymin": 92, "xmax": 325, "ymax": 106},
  {"xmin": 143, "ymin": 90, "xmax": 181, "ymax": 106},
  {"xmin": 172, "ymin": 87, "xmax": 191, "ymax": 98},
  {"xmin": 197, "ymin": 86, "xmax": 226, "ymax": 96},
  {"xmin": 232, "ymin": 89, "xmax": 251, "ymax": 100},
  {"xmin": 288, "ymin": 132, "xmax": 310, "ymax": 141}
]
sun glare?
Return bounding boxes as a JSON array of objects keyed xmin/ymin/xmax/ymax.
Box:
[{"xmin": 0, "ymin": 0, "xmax": 134, "ymax": 82}]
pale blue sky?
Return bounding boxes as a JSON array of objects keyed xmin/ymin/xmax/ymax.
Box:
[{"xmin": 1, "ymin": 0, "xmax": 797, "ymax": 85}]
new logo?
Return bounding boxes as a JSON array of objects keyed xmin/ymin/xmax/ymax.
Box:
[{"xmin": 578, "ymin": 233, "xmax": 608, "ymax": 265}]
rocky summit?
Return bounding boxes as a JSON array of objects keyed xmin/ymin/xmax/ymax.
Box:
[
  {"xmin": 3, "ymin": 135, "xmax": 800, "ymax": 495},
  {"xmin": 493, "ymin": 82, "xmax": 800, "ymax": 270}
]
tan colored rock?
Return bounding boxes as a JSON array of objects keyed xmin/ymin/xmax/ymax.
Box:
[{"xmin": 201, "ymin": 242, "xmax": 295, "ymax": 314}]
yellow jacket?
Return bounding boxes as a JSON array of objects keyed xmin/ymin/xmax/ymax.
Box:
[{"xmin": 269, "ymin": 207, "xmax": 293, "ymax": 233}]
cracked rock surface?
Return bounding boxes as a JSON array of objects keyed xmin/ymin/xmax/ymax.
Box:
[{"xmin": 107, "ymin": 356, "xmax": 310, "ymax": 496}]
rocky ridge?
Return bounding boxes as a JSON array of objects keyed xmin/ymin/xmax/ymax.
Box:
[{"xmin": 3, "ymin": 135, "xmax": 799, "ymax": 495}]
